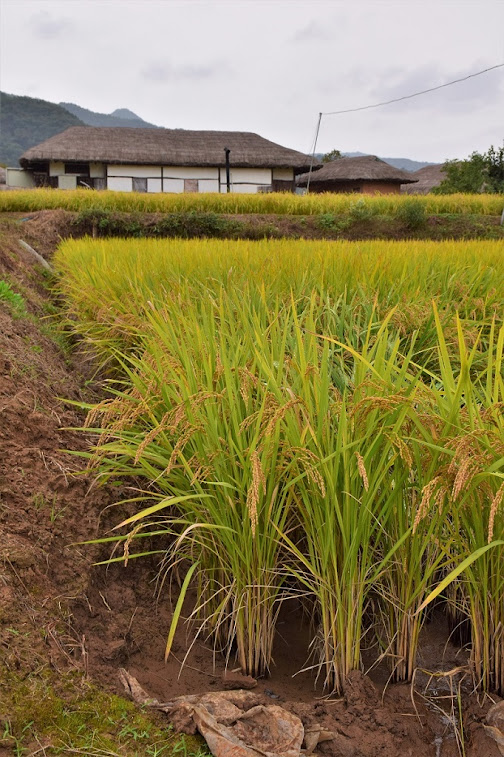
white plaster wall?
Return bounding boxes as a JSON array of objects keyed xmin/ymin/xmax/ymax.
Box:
[
  {"xmin": 228, "ymin": 183, "xmax": 263, "ymax": 194},
  {"xmin": 229, "ymin": 167, "xmax": 272, "ymax": 185},
  {"xmin": 58, "ymin": 175, "xmax": 77, "ymax": 190},
  {"xmin": 6, "ymin": 168, "xmax": 35, "ymax": 188},
  {"xmin": 108, "ymin": 165, "xmax": 162, "ymax": 178},
  {"xmin": 272, "ymin": 168, "xmax": 294, "ymax": 180},
  {"xmin": 49, "ymin": 161, "xmax": 65, "ymax": 177},
  {"xmin": 147, "ymin": 178, "xmax": 162, "ymax": 193},
  {"xmin": 163, "ymin": 178, "xmax": 185, "ymax": 193},
  {"xmin": 199, "ymin": 179, "xmax": 219, "ymax": 193},
  {"xmin": 108, "ymin": 176, "xmax": 133, "ymax": 192},
  {"xmin": 162, "ymin": 166, "xmax": 219, "ymax": 180},
  {"xmin": 90, "ymin": 163, "xmax": 106, "ymax": 178}
]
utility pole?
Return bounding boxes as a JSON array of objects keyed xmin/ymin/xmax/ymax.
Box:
[
  {"xmin": 224, "ymin": 148, "xmax": 231, "ymax": 193},
  {"xmin": 306, "ymin": 112, "xmax": 323, "ymax": 194}
]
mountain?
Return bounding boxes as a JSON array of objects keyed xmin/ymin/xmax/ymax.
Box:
[
  {"xmin": 382, "ymin": 157, "xmax": 434, "ymax": 172},
  {"xmin": 0, "ymin": 92, "xmax": 84, "ymax": 167},
  {"xmin": 0, "ymin": 92, "xmax": 159, "ymax": 166},
  {"xmin": 60, "ymin": 102, "xmax": 158, "ymax": 129},
  {"xmin": 315, "ymin": 152, "xmax": 434, "ymax": 172},
  {"xmin": 111, "ymin": 108, "xmax": 146, "ymax": 121}
]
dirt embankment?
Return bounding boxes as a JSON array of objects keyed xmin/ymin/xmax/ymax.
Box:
[
  {"xmin": 11, "ymin": 207, "xmax": 504, "ymax": 249},
  {"xmin": 0, "ymin": 212, "xmax": 502, "ymax": 756}
]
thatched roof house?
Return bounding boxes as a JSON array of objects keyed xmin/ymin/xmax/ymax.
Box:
[
  {"xmin": 297, "ymin": 155, "xmax": 418, "ymax": 195},
  {"xmin": 16, "ymin": 127, "xmax": 317, "ymax": 193},
  {"xmin": 401, "ymin": 164, "xmax": 446, "ymax": 194}
]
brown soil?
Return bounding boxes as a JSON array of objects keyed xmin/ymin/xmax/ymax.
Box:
[{"xmin": 0, "ymin": 211, "xmax": 501, "ymax": 757}]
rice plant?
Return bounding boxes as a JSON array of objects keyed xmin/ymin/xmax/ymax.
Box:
[
  {"xmin": 413, "ymin": 313, "xmax": 504, "ymax": 693},
  {"xmin": 2, "ymin": 187, "xmax": 504, "ymax": 215},
  {"xmin": 55, "ymin": 237, "xmax": 504, "ymax": 693}
]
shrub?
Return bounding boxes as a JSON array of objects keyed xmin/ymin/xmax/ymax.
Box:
[
  {"xmin": 397, "ymin": 199, "xmax": 427, "ymax": 230},
  {"xmin": 349, "ymin": 198, "xmax": 376, "ymax": 222}
]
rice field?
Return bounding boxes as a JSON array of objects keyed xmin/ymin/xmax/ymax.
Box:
[
  {"xmin": 2, "ymin": 187, "xmax": 504, "ymax": 216},
  {"xmin": 55, "ymin": 237, "xmax": 504, "ymax": 694}
]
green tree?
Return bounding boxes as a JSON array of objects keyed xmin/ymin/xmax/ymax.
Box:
[
  {"xmin": 322, "ymin": 149, "xmax": 342, "ymax": 163},
  {"xmin": 434, "ymin": 144, "xmax": 504, "ymax": 194}
]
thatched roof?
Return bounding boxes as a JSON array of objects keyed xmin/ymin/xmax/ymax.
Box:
[
  {"xmin": 20, "ymin": 127, "xmax": 316, "ymax": 170},
  {"xmin": 297, "ymin": 155, "xmax": 418, "ymax": 186},
  {"xmin": 401, "ymin": 164, "xmax": 446, "ymax": 194}
]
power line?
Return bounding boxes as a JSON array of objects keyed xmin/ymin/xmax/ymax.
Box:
[
  {"xmin": 322, "ymin": 62, "xmax": 504, "ymax": 116},
  {"xmin": 303, "ymin": 61, "xmax": 504, "ymax": 192}
]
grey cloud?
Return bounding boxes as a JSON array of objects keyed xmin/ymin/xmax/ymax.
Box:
[
  {"xmin": 141, "ymin": 60, "xmax": 230, "ymax": 83},
  {"xmin": 313, "ymin": 67, "xmax": 372, "ymax": 100},
  {"xmin": 28, "ymin": 11, "xmax": 73, "ymax": 39},
  {"xmin": 291, "ymin": 20, "xmax": 336, "ymax": 43}
]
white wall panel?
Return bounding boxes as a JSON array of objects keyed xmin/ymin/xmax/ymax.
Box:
[
  {"xmin": 162, "ymin": 166, "xmax": 218, "ymax": 179},
  {"xmin": 147, "ymin": 178, "xmax": 162, "ymax": 193},
  {"xmin": 198, "ymin": 179, "xmax": 219, "ymax": 193},
  {"xmin": 6, "ymin": 168, "xmax": 35, "ymax": 188},
  {"xmin": 90, "ymin": 163, "xmax": 106, "ymax": 178},
  {"xmin": 229, "ymin": 183, "xmax": 261, "ymax": 194},
  {"xmin": 229, "ymin": 168, "xmax": 272, "ymax": 185},
  {"xmin": 107, "ymin": 164, "xmax": 162, "ymax": 178},
  {"xmin": 58, "ymin": 175, "xmax": 77, "ymax": 190},
  {"xmin": 49, "ymin": 161, "xmax": 65, "ymax": 177},
  {"xmin": 163, "ymin": 178, "xmax": 184, "ymax": 193},
  {"xmin": 108, "ymin": 176, "xmax": 133, "ymax": 192}
]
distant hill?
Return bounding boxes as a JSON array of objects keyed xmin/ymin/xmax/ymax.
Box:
[
  {"xmin": 0, "ymin": 92, "xmax": 84, "ymax": 167},
  {"xmin": 315, "ymin": 152, "xmax": 434, "ymax": 173},
  {"xmin": 383, "ymin": 157, "xmax": 434, "ymax": 172},
  {"xmin": 0, "ymin": 93, "xmax": 159, "ymax": 166},
  {"xmin": 60, "ymin": 102, "xmax": 158, "ymax": 129}
]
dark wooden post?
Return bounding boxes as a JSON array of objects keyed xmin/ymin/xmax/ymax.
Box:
[{"xmin": 224, "ymin": 148, "xmax": 231, "ymax": 193}]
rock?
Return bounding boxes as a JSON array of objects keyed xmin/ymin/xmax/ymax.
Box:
[
  {"xmin": 222, "ymin": 670, "xmax": 257, "ymax": 690},
  {"xmin": 485, "ymin": 701, "xmax": 504, "ymax": 755}
]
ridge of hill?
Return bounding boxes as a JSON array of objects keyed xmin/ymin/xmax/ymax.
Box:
[
  {"xmin": 0, "ymin": 92, "xmax": 84, "ymax": 167},
  {"xmin": 59, "ymin": 102, "xmax": 158, "ymax": 129}
]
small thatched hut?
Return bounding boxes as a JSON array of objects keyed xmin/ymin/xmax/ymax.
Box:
[
  {"xmin": 296, "ymin": 155, "xmax": 418, "ymax": 194},
  {"xmin": 15, "ymin": 127, "xmax": 317, "ymax": 193},
  {"xmin": 401, "ymin": 164, "xmax": 447, "ymax": 194}
]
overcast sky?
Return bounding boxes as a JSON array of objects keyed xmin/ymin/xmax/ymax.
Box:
[{"xmin": 1, "ymin": 0, "xmax": 503, "ymax": 162}]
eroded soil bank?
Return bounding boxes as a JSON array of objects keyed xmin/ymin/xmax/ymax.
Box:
[{"xmin": 0, "ymin": 211, "xmax": 502, "ymax": 756}]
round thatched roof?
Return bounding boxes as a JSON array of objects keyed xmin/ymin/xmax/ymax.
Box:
[
  {"xmin": 401, "ymin": 164, "xmax": 446, "ymax": 194},
  {"xmin": 297, "ymin": 155, "xmax": 418, "ymax": 186},
  {"xmin": 20, "ymin": 127, "xmax": 317, "ymax": 171}
]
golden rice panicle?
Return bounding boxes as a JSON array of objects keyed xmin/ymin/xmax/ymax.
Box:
[
  {"xmin": 134, "ymin": 410, "xmax": 172, "ymax": 464},
  {"xmin": 288, "ymin": 446, "xmax": 326, "ymax": 496},
  {"xmin": 488, "ymin": 483, "xmax": 504, "ymax": 543},
  {"xmin": 246, "ymin": 449, "xmax": 266, "ymax": 537},
  {"xmin": 355, "ymin": 452, "xmax": 369, "ymax": 492},
  {"xmin": 413, "ymin": 477, "xmax": 441, "ymax": 533}
]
